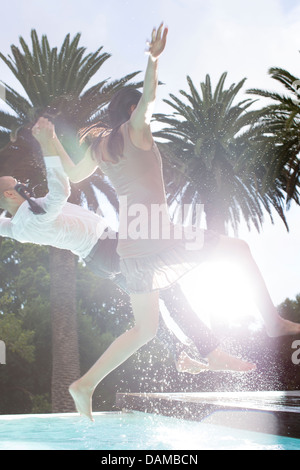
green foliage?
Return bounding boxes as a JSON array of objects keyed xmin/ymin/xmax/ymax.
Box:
[
  {"xmin": 0, "ymin": 315, "xmax": 34, "ymax": 363},
  {"xmin": 0, "ymin": 238, "xmax": 300, "ymax": 413},
  {"xmin": 31, "ymin": 394, "xmax": 51, "ymax": 414},
  {"xmin": 0, "ymin": 30, "xmax": 139, "ymax": 134},
  {"xmin": 0, "ymin": 239, "xmax": 50, "ymax": 413},
  {"xmin": 247, "ymin": 64, "xmax": 300, "ymax": 205},
  {"xmin": 155, "ymin": 73, "xmax": 288, "ymax": 234},
  {"xmin": 278, "ymin": 295, "xmax": 300, "ymax": 323},
  {"xmin": 0, "ymin": 239, "xmax": 132, "ymax": 414}
]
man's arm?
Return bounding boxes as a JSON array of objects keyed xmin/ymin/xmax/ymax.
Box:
[
  {"xmin": 31, "ymin": 120, "xmax": 71, "ymax": 217},
  {"xmin": 0, "ymin": 218, "xmax": 13, "ymax": 239}
]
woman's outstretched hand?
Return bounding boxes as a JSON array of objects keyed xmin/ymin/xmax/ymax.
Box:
[{"xmin": 146, "ymin": 22, "xmax": 168, "ymax": 60}]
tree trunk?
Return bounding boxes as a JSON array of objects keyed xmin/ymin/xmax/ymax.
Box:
[{"xmin": 49, "ymin": 247, "xmax": 80, "ymax": 413}]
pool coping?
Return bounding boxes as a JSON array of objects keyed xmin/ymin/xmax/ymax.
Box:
[
  {"xmin": 116, "ymin": 391, "xmax": 300, "ymax": 439},
  {"xmin": 0, "ymin": 411, "xmax": 124, "ymax": 420}
]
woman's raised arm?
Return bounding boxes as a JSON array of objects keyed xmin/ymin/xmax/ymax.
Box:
[{"xmin": 129, "ymin": 23, "xmax": 168, "ymax": 147}]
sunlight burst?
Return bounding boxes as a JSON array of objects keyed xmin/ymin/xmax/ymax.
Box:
[{"xmin": 179, "ymin": 261, "xmax": 263, "ymax": 332}]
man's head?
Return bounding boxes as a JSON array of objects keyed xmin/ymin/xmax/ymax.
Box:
[{"xmin": 0, "ymin": 176, "xmax": 24, "ymax": 212}]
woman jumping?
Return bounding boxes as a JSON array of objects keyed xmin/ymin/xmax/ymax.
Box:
[{"xmin": 66, "ymin": 23, "xmax": 300, "ymax": 420}]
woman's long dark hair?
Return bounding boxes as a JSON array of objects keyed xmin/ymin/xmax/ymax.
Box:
[{"xmin": 84, "ymin": 88, "xmax": 142, "ymax": 163}]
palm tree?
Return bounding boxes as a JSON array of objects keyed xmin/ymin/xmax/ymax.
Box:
[
  {"xmin": 155, "ymin": 73, "xmax": 288, "ymax": 235},
  {"xmin": 0, "ymin": 30, "xmax": 139, "ymax": 412},
  {"xmin": 247, "ymin": 66, "xmax": 300, "ymax": 205}
]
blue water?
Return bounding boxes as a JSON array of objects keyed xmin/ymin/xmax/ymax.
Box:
[{"xmin": 0, "ymin": 411, "xmax": 299, "ymax": 450}]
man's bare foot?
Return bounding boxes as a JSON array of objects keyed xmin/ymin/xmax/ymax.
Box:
[
  {"xmin": 175, "ymin": 351, "xmax": 209, "ymax": 374},
  {"xmin": 266, "ymin": 317, "xmax": 300, "ymax": 338},
  {"xmin": 69, "ymin": 381, "xmax": 95, "ymax": 422},
  {"xmin": 207, "ymin": 348, "xmax": 256, "ymax": 372}
]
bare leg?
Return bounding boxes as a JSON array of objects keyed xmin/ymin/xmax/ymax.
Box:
[
  {"xmin": 211, "ymin": 236, "xmax": 300, "ymax": 337},
  {"xmin": 69, "ymin": 291, "xmax": 160, "ymax": 420}
]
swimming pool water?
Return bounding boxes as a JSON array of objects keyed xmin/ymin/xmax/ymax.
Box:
[{"xmin": 0, "ymin": 411, "xmax": 299, "ymax": 450}]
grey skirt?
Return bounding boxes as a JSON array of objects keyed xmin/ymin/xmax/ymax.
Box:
[{"xmin": 120, "ymin": 229, "xmax": 220, "ymax": 294}]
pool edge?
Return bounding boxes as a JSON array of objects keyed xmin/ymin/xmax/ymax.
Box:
[{"xmin": 116, "ymin": 391, "xmax": 300, "ymax": 439}]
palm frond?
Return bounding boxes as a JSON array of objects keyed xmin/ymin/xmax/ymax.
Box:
[
  {"xmin": 154, "ymin": 73, "xmax": 289, "ymax": 234},
  {"xmin": 0, "ymin": 31, "xmax": 140, "ymax": 216}
]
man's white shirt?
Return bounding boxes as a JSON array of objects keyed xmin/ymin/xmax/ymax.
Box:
[{"xmin": 0, "ymin": 157, "xmax": 108, "ymax": 259}]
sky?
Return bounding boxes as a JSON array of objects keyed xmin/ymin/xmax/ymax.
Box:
[{"xmin": 0, "ymin": 0, "xmax": 300, "ymax": 309}]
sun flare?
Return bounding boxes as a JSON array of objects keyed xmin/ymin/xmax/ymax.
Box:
[{"xmin": 179, "ymin": 261, "xmax": 263, "ymax": 331}]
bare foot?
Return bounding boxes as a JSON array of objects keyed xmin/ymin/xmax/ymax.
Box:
[
  {"xmin": 69, "ymin": 381, "xmax": 95, "ymax": 422},
  {"xmin": 207, "ymin": 348, "xmax": 256, "ymax": 372},
  {"xmin": 266, "ymin": 317, "xmax": 300, "ymax": 338},
  {"xmin": 175, "ymin": 351, "xmax": 209, "ymax": 374}
]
